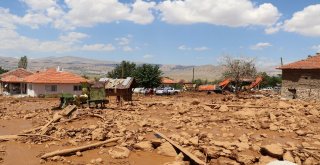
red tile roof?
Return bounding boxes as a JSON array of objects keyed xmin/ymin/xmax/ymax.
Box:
[
  {"xmin": 24, "ymin": 68, "xmax": 88, "ymax": 84},
  {"xmin": 161, "ymin": 77, "xmax": 177, "ymax": 84},
  {"xmin": 0, "ymin": 68, "xmax": 33, "ymax": 83},
  {"xmin": 277, "ymin": 54, "xmax": 320, "ymax": 69}
]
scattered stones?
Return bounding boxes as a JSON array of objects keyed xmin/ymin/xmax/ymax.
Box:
[
  {"xmin": 261, "ymin": 144, "xmax": 284, "ymax": 159},
  {"xmin": 91, "ymin": 128, "xmax": 106, "ymax": 141},
  {"xmin": 108, "ymin": 146, "xmax": 130, "ymax": 159},
  {"xmin": 156, "ymin": 142, "xmax": 177, "ymax": 157},
  {"xmin": 133, "ymin": 141, "xmax": 153, "ymax": 151}
]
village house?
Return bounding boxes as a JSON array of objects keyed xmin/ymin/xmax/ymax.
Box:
[
  {"xmin": 24, "ymin": 68, "xmax": 88, "ymax": 97},
  {"xmin": 277, "ymin": 53, "xmax": 320, "ymax": 99},
  {"xmin": 0, "ymin": 68, "xmax": 33, "ymax": 95}
]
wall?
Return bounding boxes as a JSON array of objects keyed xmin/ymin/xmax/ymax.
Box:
[
  {"xmin": 27, "ymin": 83, "xmax": 82, "ymax": 97},
  {"xmin": 281, "ymin": 69, "xmax": 320, "ymax": 99}
]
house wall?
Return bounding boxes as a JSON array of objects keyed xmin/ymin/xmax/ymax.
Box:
[
  {"xmin": 281, "ymin": 69, "xmax": 320, "ymax": 99},
  {"xmin": 27, "ymin": 83, "xmax": 82, "ymax": 97}
]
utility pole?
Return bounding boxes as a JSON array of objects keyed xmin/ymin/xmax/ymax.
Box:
[
  {"xmin": 122, "ymin": 65, "xmax": 124, "ymax": 78},
  {"xmin": 192, "ymin": 67, "xmax": 195, "ymax": 82}
]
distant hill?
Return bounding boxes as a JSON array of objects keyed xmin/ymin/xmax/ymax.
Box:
[{"xmin": 0, "ymin": 56, "xmax": 279, "ymax": 81}]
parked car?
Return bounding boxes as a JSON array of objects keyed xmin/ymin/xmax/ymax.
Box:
[{"xmin": 156, "ymin": 87, "xmax": 181, "ymax": 95}]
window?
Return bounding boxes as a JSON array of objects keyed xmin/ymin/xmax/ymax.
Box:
[
  {"xmin": 73, "ymin": 85, "xmax": 82, "ymax": 91},
  {"xmin": 45, "ymin": 85, "xmax": 57, "ymax": 92},
  {"xmin": 28, "ymin": 84, "xmax": 33, "ymax": 90}
]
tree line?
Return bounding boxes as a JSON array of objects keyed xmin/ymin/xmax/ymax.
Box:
[{"xmin": 107, "ymin": 61, "xmax": 162, "ymax": 88}]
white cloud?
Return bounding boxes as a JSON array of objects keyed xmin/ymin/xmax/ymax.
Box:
[
  {"xmin": 178, "ymin": 45, "xmax": 209, "ymax": 51},
  {"xmin": 123, "ymin": 46, "xmax": 134, "ymax": 52},
  {"xmin": 62, "ymin": 0, "xmax": 155, "ymax": 29},
  {"xmin": 194, "ymin": 46, "xmax": 209, "ymax": 51},
  {"xmin": 0, "ymin": 28, "xmax": 113, "ymax": 53},
  {"xmin": 311, "ymin": 45, "xmax": 320, "ymax": 52},
  {"xmin": 22, "ymin": 0, "xmax": 58, "ymax": 11},
  {"xmin": 20, "ymin": 12, "xmax": 52, "ymax": 29},
  {"xmin": 250, "ymin": 42, "xmax": 272, "ymax": 50},
  {"xmin": 82, "ymin": 44, "xmax": 115, "ymax": 51},
  {"xmin": 59, "ymin": 32, "xmax": 88, "ymax": 43},
  {"xmin": 157, "ymin": 0, "xmax": 281, "ymax": 27},
  {"xmin": 178, "ymin": 45, "xmax": 191, "ymax": 51},
  {"xmin": 116, "ymin": 36, "xmax": 131, "ymax": 46},
  {"xmin": 143, "ymin": 54, "xmax": 153, "ymax": 59},
  {"xmin": 283, "ymin": 4, "xmax": 320, "ymax": 36},
  {"xmin": 265, "ymin": 22, "xmax": 282, "ymax": 34},
  {"xmin": 0, "ymin": 8, "xmax": 20, "ymax": 29}
]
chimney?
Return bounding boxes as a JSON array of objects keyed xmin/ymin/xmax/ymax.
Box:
[{"xmin": 56, "ymin": 66, "xmax": 63, "ymax": 72}]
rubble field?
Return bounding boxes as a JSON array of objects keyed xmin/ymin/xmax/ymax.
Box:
[{"xmin": 0, "ymin": 92, "xmax": 319, "ymax": 165}]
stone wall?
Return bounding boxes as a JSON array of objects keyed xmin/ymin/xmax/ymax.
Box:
[{"xmin": 281, "ymin": 69, "xmax": 320, "ymax": 99}]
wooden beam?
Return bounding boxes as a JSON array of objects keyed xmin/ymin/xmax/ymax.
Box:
[
  {"xmin": 153, "ymin": 130, "xmax": 206, "ymax": 165},
  {"xmin": 205, "ymin": 104, "xmax": 269, "ymax": 108},
  {"xmin": 41, "ymin": 137, "xmax": 120, "ymax": 159}
]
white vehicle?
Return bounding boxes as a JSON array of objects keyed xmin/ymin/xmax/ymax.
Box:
[{"xmin": 156, "ymin": 87, "xmax": 181, "ymax": 95}]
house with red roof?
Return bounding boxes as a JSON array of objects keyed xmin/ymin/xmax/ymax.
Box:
[
  {"xmin": 277, "ymin": 53, "xmax": 320, "ymax": 99},
  {"xmin": 0, "ymin": 68, "xmax": 33, "ymax": 95},
  {"xmin": 24, "ymin": 68, "xmax": 88, "ymax": 97}
]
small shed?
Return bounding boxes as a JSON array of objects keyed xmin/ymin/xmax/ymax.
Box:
[
  {"xmin": 0, "ymin": 68, "xmax": 33, "ymax": 95},
  {"xmin": 99, "ymin": 77, "xmax": 135, "ymax": 102}
]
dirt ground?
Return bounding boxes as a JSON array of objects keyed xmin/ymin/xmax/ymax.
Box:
[{"xmin": 0, "ymin": 92, "xmax": 319, "ymax": 165}]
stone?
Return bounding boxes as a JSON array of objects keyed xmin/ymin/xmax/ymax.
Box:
[
  {"xmin": 219, "ymin": 105, "xmax": 229, "ymax": 112},
  {"xmin": 309, "ymin": 109, "xmax": 319, "ymax": 116},
  {"xmin": 189, "ymin": 136, "xmax": 199, "ymax": 146},
  {"xmin": 236, "ymin": 152, "xmax": 258, "ymax": 164},
  {"xmin": 51, "ymin": 156, "xmax": 61, "ymax": 161},
  {"xmin": 261, "ymin": 144, "xmax": 284, "ymax": 159},
  {"xmin": 134, "ymin": 141, "xmax": 153, "ymax": 151},
  {"xmin": 76, "ymin": 151, "xmax": 82, "ymax": 157},
  {"xmin": 190, "ymin": 100, "xmax": 200, "ymax": 105},
  {"xmin": 108, "ymin": 146, "xmax": 130, "ymax": 159},
  {"xmin": 259, "ymin": 156, "xmax": 276, "ymax": 165},
  {"xmin": 304, "ymin": 157, "xmax": 317, "ymax": 165},
  {"xmin": 283, "ymin": 151, "xmax": 295, "ymax": 162},
  {"xmin": 23, "ymin": 113, "xmax": 36, "ymax": 120},
  {"xmin": 260, "ymin": 122, "xmax": 270, "ymax": 129},
  {"xmin": 95, "ymin": 158, "xmax": 103, "ymax": 163},
  {"xmin": 217, "ymin": 157, "xmax": 240, "ymax": 165},
  {"xmin": 91, "ymin": 128, "xmax": 106, "ymax": 141},
  {"xmin": 295, "ymin": 130, "xmax": 306, "ymax": 136},
  {"xmin": 157, "ymin": 142, "xmax": 178, "ymax": 157}
]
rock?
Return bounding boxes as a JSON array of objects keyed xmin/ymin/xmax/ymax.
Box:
[
  {"xmin": 138, "ymin": 120, "xmax": 150, "ymax": 127},
  {"xmin": 309, "ymin": 109, "xmax": 319, "ymax": 116},
  {"xmin": 157, "ymin": 142, "xmax": 178, "ymax": 157},
  {"xmin": 108, "ymin": 146, "xmax": 130, "ymax": 159},
  {"xmin": 304, "ymin": 157, "xmax": 317, "ymax": 165},
  {"xmin": 266, "ymin": 160, "xmax": 297, "ymax": 165},
  {"xmin": 95, "ymin": 158, "xmax": 103, "ymax": 163},
  {"xmin": 217, "ymin": 157, "xmax": 240, "ymax": 165},
  {"xmin": 134, "ymin": 141, "xmax": 153, "ymax": 151},
  {"xmin": 236, "ymin": 152, "xmax": 258, "ymax": 164},
  {"xmin": 23, "ymin": 113, "xmax": 36, "ymax": 120},
  {"xmin": 91, "ymin": 128, "xmax": 106, "ymax": 141},
  {"xmin": 51, "ymin": 156, "xmax": 61, "ymax": 161},
  {"xmin": 76, "ymin": 151, "xmax": 82, "ymax": 157},
  {"xmin": 295, "ymin": 130, "xmax": 306, "ymax": 136},
  {"xmin": 259, "ymin": 156, "xmax": 276, "ymax": 165},
  {"xmin": 189, "ymin": 136, "xmax": 199, "ymax": 146},
  {"xmin": 278, "ymin": 102, "xmax": 291, "ymax": 109},
  {"xmin": 261, "ymin": 122, "xmax": 270, "ymax": 129},
  {"xmin": 191, "ymin": 100, "xmax": 200, "ymax": 105},
  {"xmin": 283, "ymin": 151, "xmax": 295, "ymax": 162},
  {"xmin": 261, "ymin": 144, "xmax": 284, "ymax": 159},
  {"xmin": 219, "ymin": 105, "xmax": 229, "ymax": 112}
]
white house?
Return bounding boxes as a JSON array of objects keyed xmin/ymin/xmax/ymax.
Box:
[{"xmin": 24, "ymin": 68, "xmax": 88, "ymax": 97}]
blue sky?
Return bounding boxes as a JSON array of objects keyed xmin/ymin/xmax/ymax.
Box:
[{"xmin": 0, "ymin": 0, "xmax": 320, "ymax": 68}]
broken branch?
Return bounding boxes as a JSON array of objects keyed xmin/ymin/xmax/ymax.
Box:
[
  {"xmin": 153, "ymin": 130, "xmax": 206, "ymax": 165},
  {"xmin": 41, "ymin": 137, "xmax": 121, "ymax": 159}
]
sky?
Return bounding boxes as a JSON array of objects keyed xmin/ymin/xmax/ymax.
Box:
[{"xmin": 0, "ymin": 0, "xmax": 320, "ymax": 67}]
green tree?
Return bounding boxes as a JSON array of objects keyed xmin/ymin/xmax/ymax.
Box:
[
  {"xmin": 222, "ymin": 56, "xmax": 257, "ymax": 93},
  {"xmin": 107, "ymin": 61, "xmax": 136, "ymax": 78},
  {"xmin": 258, "ymin": 72, "xmax": 282, "ymax": 88},
  {"xmin": 18, "ymin": 56, "xmax": 28, "ymax": 69},
  {"xmin": 0, "ymin": 67, "xmax": 8, "ymax": 74},
  {"xmin": 133, "ymin": 64, "xmax": 162, "ymax": 88}
]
